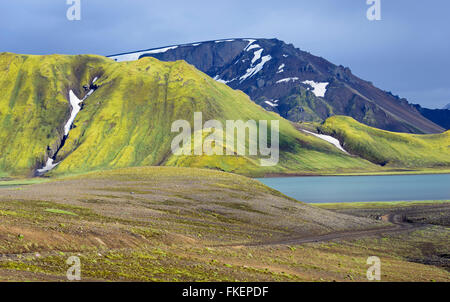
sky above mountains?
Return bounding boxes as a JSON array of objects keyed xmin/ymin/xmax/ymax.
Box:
[{"xmin": 1, "ymin": 0, "xmax": 448, "ymax": 109}]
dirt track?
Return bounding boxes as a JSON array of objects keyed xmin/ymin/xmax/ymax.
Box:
[{"xmin": 224, "ymin": 214, "xmax": 427, "ymax": 247}]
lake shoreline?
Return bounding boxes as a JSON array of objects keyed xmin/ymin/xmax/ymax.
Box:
[{"xmin": 259, "ymin": 169, "xmax": 450, "ymax": 179}]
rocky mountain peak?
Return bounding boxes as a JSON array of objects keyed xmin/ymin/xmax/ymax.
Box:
[{"xmin": 108, "ymin": 38, "xmax": 444, "ymax": 134}]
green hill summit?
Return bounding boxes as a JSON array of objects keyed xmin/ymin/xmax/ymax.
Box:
[{"xmin": 0, "ymin": 53, "xmax": 378, "ymax": 177}]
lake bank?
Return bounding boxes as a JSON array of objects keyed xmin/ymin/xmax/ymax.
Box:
[
  {"xmin": 261, "ymin": 168, "xmax": 450, "ymax": 178},
  {"xmin": 315, "ymin": 200, "xmax": 450, "ymax": 228}
]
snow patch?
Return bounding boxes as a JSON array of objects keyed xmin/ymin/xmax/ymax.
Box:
[
  {"xmin": 213, "ymin": 75, "xmax": 237, "ymax": 84},
  {"xmin": 238, "ymin": 46, "xmax": 272, "ymax": 82},
  {"xmin": 37, "ymin": 158, "xmax": 59, "ymax": 174},
  {"xmin": 243, "ymin": 39, "xmax": 257, "ymax": 51},
  {"xmin": 246, "ymin": 44, "xmax": 261, "ymax": 51},
  {"xmin": 277, "ymin": 64, "xmax": 285, "ymax": 73},
  {"xmin": 213, "ymin": 76, "xmax": 232, "ymax": 84},
  {"xmin": 251, "ymin": 49, "xmax": 264, "ymax": 64},
  {"xmin": 239, "ymin": 55, "xmax": 272, "ymax": 82},
  {"xmin": 276, "ymin": 77, "xmax": 299, "ymax": 84},
  {"xmin": 145, "ymin": 46, "xmax": 178, "ymax": 54},
  {"xmin": 215, "ymin": 39, "xmax": 235, "ymax": 43},
  {"xmin": 302, "ymin": 80, "xmax": 329, "ymax": 98},
  {"xmin": 302, "ymin": 130, "xmax": 348, "ymax": 154},
  {"xmin": 109, "ymin": 46, "xmax": 178, "ymax": 62},
  {"xmin": 64, "ymin": 90, "xmax": 86, "ymax": 136},
  {"xmin": 265, "ymin": 100, "xmax": 279, "ymax": 107}
]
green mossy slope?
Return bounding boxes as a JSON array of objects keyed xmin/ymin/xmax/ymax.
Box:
[
  {"xmin": 320, "ymin": 116, "xmax": 450, "ymax": 168},
  {"xmin": 0, "ymin": 53, "xmax": 105, "ymax": 176},
  {"xmin": 0, "ymin": 53, "xmax": 379, "ymax": 177}
]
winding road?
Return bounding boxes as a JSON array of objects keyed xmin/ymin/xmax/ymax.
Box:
[{"xmin": 224, "ymin": 214, "xmax": 427, "ymax": 247}]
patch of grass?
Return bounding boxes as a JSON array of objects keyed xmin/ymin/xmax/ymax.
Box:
[
  {"xmin": 44, "ymin": 209, "xmax": 78, "ymax": 216},
  {"xmin": 0, "ymin": 178, "xmax": 50, "ymax": 187}
]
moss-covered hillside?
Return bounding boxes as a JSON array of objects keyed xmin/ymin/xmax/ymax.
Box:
[
  {"xmin": 0, "ymin": 53, "xmax": 380, "ymax": 177},
  {"xmin": 320, "ymin": 116, "xmax": 450, "ymax": 168},
  {"xmin": 0, "ymin": 53, "xmax": 107, "ymax": 176}
]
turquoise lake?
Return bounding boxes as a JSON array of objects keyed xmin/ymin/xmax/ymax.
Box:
[{"xmin": 257, "ymin": 174, "xmax": 450, "ymax": 203}]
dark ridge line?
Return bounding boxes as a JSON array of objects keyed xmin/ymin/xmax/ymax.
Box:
[{"xmin": 105, "ymin": 38, "xmax": 266, "ymax": 58}]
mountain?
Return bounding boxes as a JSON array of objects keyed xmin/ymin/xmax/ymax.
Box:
[
  {"xmin": 319, "ymin": 116, "xmax": 450, "ymax": 168},
  {"xmin": 444, "ymin": 103, "xmax": 450, "ymax": 110},
  {"xmin": 108, "ymin": 38, "xmax": 444, "ymax": 134},
  {"xmin": 413, "ymin": 104, "xmax": 450, "ymax": 130},
  {"xmin": 0, "ymin": 52, "xmax": 378, "ymax": 177}
]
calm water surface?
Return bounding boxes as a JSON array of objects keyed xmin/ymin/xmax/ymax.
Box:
[{"xmin": 257, "ymin": 174, "xmax": 450, "ymax": 203}]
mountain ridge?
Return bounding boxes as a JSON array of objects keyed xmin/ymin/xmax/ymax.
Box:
[
  {"xmin": 109, "ymin": 38, "xmax": 444, "ymax": 134},
  {"xmin": 0, "ymin": 52, "xmax": 379, "ymax": 177},
  {"xmin": 413, "ymin": 104, "xmax": 450, "ymax": 130}
]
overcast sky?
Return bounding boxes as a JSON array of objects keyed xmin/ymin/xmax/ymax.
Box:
[{"xmin": 1, "ymin": 0, "xmax": 448, "ymax": 108}]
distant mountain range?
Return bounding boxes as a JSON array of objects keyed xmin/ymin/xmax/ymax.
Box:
[
  {"xmin": 443, "ymin": 103, "xmax": 450, "ymax": 110},
  {"xmin": 109, "ymin": 38, "xmax": 445, "ymax": 134},
  {"xmin": 413, "ymin": 104, "xmax": 450, "ymax": 130}
]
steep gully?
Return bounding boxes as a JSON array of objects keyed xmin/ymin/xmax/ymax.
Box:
[{"xmin": 36, "ymin": 78, "xmax": 99, "ymax": 175}]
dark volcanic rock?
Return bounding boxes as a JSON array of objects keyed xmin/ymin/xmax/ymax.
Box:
[{"xmin": 109, "ymin": 38, "xmax": 445, "ymax": 134}]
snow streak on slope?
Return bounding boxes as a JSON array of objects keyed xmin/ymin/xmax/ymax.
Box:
[
  {"xmin": 64, "ymin": 90, "xmax": 84, "ymax": 135},
  {"xmin": 302, "ymin": 130, "xmax": 349, "ymax": 154},
  {"xmin": 213, "ymin": 75, "xmax": 236, "ymax": 84},
  {"xmin": 277, "ymin": 77, "xmax": 299, "ymax": 84},
  {"xmin": 215, "ymin": 39, "xmax": 235, "ymax": 43},
  {"xmin": 37, "ymin": 158, "xmax": 59, "ymax": 174},
  {"xmin": 240, "ymin": 54, "xmax": 272, "ymax": 83},
  {"xmin": 251, "ymin": 49, "xmax": 264, "ymax": 64},
  {"xmin": 109, "ymin": 46, "xmax": 179, "ymax": 62},
  {"xmin": 37, "ymin": 81, "xmax": 97, "ymax": 175},
  {"xmin": 243, "ymin": 39, "xmax": 257, "ymax": 51},
  {"xmin": 265, "ymin": 100, "xmax": 279, "ymax": 107},
  {"xmin": 247, "ymin": 44, "xmax": 261, "ymax": 52}
]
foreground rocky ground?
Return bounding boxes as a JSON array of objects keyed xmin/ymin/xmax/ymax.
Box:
[{"xmin": 0, "ymin": 167, "xmax": 448, "ymax": 281}]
